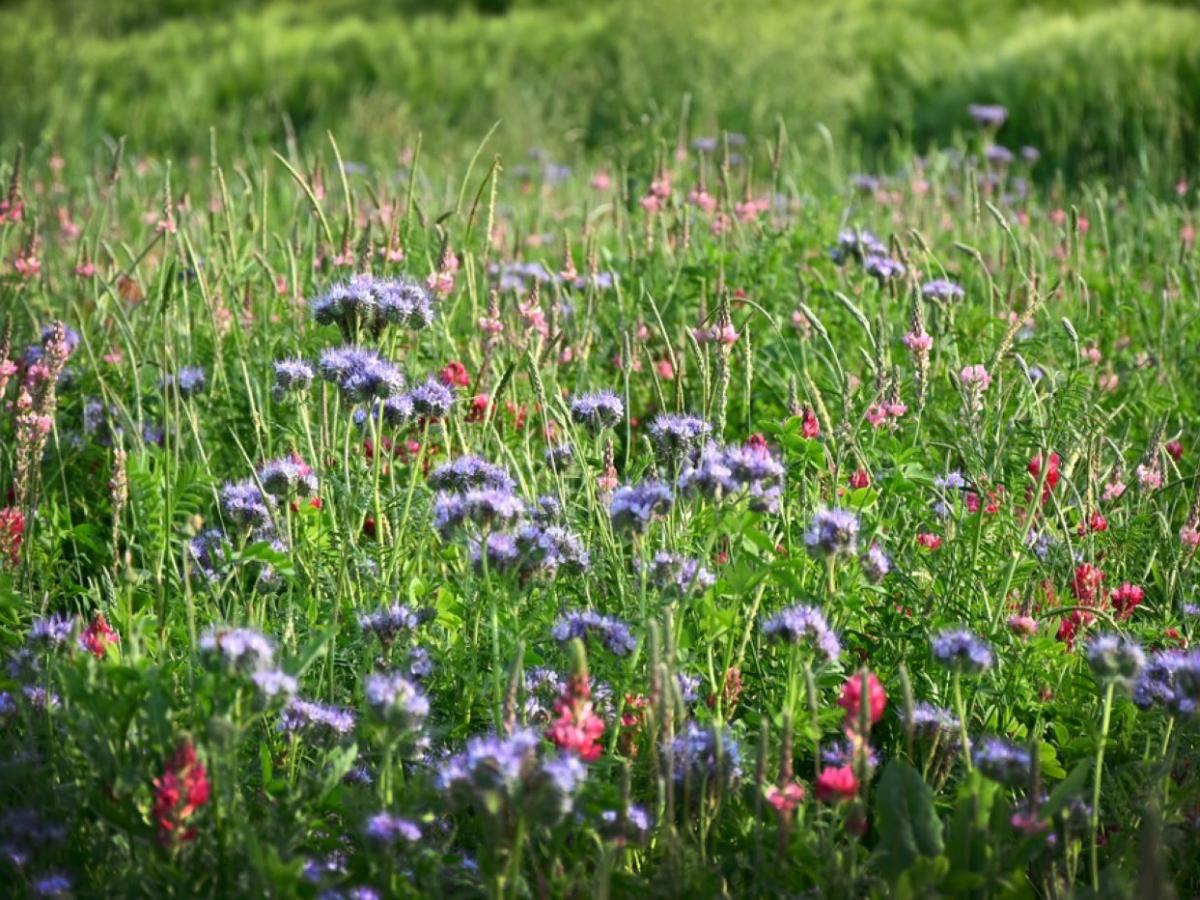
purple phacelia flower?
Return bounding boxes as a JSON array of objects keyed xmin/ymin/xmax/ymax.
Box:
[
  {"xmin": 864, "ymin": 255, "xmax": 905, "ymax": 282},
  {"xmin": 257, "ymin": 457, "xmax": 319, "ymax": 498},
  {"xmin": 319, "ymin": 347, "xmax": 406, "ymax": 402},
  {"xmin": 967, "ymin": 103, "xmax": 1008, "ymax": 128},
  {"xmin": 515, "ymin": 524, "xmax": 590, "ymax": 575},
  {"xmin": 406, "ymin": 376, "xmax": 454, "ymax": 418},
  {"xmin": 569, "ymin": 391, "xmax": 624, "ymax": 432},
  {"xmin": 364, "ymin": 671, "xmax": 429, "ymax": 728},
  {"xmin": 1087, "ymin": 634, "xmax": 1145, "ymax": 687},
  {"xmin": 973, "ymin": 738, "xmax": 1031, "ymax": 787},
  {"xmin": 921, "ymin": 279, "xmax": 965, "ymax": 302},
  {"xmin": 273, "ymin": 359, "xmax": 314, "ymax": 397},
  {"xmin": 552, "ymin": 610, "xmax": 636, "ymax": 656},
  {"xmin": 365, "ymin": 812, "xmax": 421, "ymax": 844},
  {"xmin": 609, "ymin": 481, "xmax": 673, "ymax": 533},
  {"xmin": 358, "ymin": 603, "xmax": 425, "ymax": 645},
  {"xmin": 932, "ymin": 629, "xmax": 993, "ymax": 674},
  {"xmin": 804, "ymin": 507, "xmax": 860, "ymax": 559},
  {"xmin": 200, "ymin": 626, "xmax": 275, "ymax": 673},
  {"xmin": 251, "ymin": 669, "xmax": 298, "ymax": 700},
  {"xmin": 29, "ymin": 615, "xmax": 74, "ymax": 650},
  {"xmin": 760, "ymin": 604, "xmax": 840, "ymax": 662},
  {"xmin": 671, "ymin": 723, "xmax": 741, "ymax": 787},
  {"xmin": 646, "ymin": 413, "xmax": 712, "ymax": 457},
  {"xmin": 280, "ymin": 698, "xmax": 357, "ymax": 738},
  {"xmin": 860, "ymin": 543, "xmax": 890, "ymax": 583},
  {"xmin": 160, "ymin": 365, "xmax": 207, "ymax": 397},
  {"xmin": 642, "ymin": 551, "xmax": 715, "ymax": 597},
  {"xmin": 220, "ymin": 479, "xmax": 276, "ymax": 530},
  {"xmin": 470, "ymin": 532, "xmax": 521, "ymax": 572},
  {"xmin": 428, "ymin": 456, "xmax": 515, "ymax": 493}
]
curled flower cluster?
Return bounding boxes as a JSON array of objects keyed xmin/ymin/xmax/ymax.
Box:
[
  {"xmin": 364, "ymin": 671, "xmax": 430, "ymax": 729},
  {"xmin": 931, "ymin": 629, "xmax": 993, "ymax": 674},
  {"xmin": 552, "ymin": 610, "xmax": 636, "ymax": 656},
  {"xmin": 804, "ymin": 507, "xmax": 859, "ymax": 559},
  {"xmin": 640, "ymin": 551, "xmax": 715, "ymax": 597},
  {"xmin": 1087, "ymin": 634, "xmax": 1146, "ymax": 688},
  {"xmin": 609, "ymin": 480, "xmax": 673, "ymax": 533},
  {"xmin": 311, "ymin": 273, "xmax": 435, "ymax": 339},
  {"xmin": 760, "ymin": 604, "xmax": 841, "ymax": 663},
  {"xmin": 568, "ymin": 391, "xmax": 624, "ymax": 432},
  {"xmin": 671, "ymin": 723, "xmax": 741, "ymax": 791},
  {"xmin": 319, "ymin": 347, "xmax": 406, "ymax": 403},
  {"xmin": 199, "ymin": 626, "xmax": 275, "ymax": 674},
  {"xmin": 972, "ymin": 738, "xmax": 1031, "ymax": 787},
  {"xmin": 280, "ymin": 698, "xmax": 357, "ymax": 738},
  {"xmin": 257, "ymin": 455, "xmax": 319, "ymax": 499},
  {"xmin": 646, "ymin": 413, "xmax": 712, "ymax": 459},
  {"xmin": 678, "ymin": 436, "xmax": 786, "ymax": 513}
]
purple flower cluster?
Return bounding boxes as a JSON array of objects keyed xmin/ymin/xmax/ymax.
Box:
[
  {"xmin": 428, "ymin": 456, "xmax": 516, "ymax": 493},
  {"xmin": 220, "ymin": 479, "xmax": 276, "ymax": 530},
  {"xmin": 354, "ymin": 393, "xmax": 415, "ymax": 430},
  {"xmin": 407, "ymin": 376, "xmax": 455, "ymax": 418},
  {"xmin": 671, "ymin": 723, "xmax": 741, "ymax": 788},
  {"xmin": 319, "ymin": 347, "xmax": 406, "ymax": 402},
  {"xmin": 1086, "ymin": 634, "xmax": 1145, "ymax": 687},
  {"xmin": 804, "ymin": 507, "xmax": 860, "ymax": 559},
  {"xmin": 364, "ymin": 812, "xmax": 422, "ymax": 844},
  {"xmin": 434, "ymin": 489, "xmax": 525, "ymax": 538},
  {"xmin": 160, "ymin": 365, "xmax": 207, "ymax": 397},
  {"xmin": 860, "ymin": 543, "xmax": 891, "ymax": 583},
  {"xmin": 972, "ymin": 738, "xmax": 1031, "ymax": 787},
  {"xmin": 358, "ymin": 602, "xmax": 425, "ymax": 645},
  {"xmin": 29, "ymin": 615, "xmax": 74, "ymax": 650},
  {"xmin": 569, "ymin": 391, "xmax": 624, "ymax": 432},
  {"xmin": 251, "ymin": 669, "xmax": 298, "ymax": 700},
  {"xmin": 187, "ymin": 530, "xmax": 227, "ymax": 581},
  {"xmin": 864, "ymin": 255, "xmax": 906, "ymax": 282},
  {"xmin": 364, "ymin": 671, "xmax": 429, "ymax": 728},
  {"xmin": 831, "ymin": 228, "xmax": 887, "ymax": 264},
  {"xmin": 469, "ymin": 532, "xmax": 520, "ymax": 571},
  {"xmin": 1133, "ymin": 649, "xmax": 1200, "ymax": 717},
  {"xmin": 760, "ymin": 604, "xmax": 840, "ymax": 662},
  {"xmin": 677, "ymin": 440, "xmax": 785, "ymax": 512},
  {"xmin": 931, "ymin": 629, "xmax": 993, "ymax": 674},
  {"xmin": 921, "ymin": 279, "xmax": 965, "ymax": 302},
  {"xmin": 968, "ymin": 103, "xmax": 1008, "ymax": 128},
  {"xmin": 598, "ymin": 805, "xmax": 653, "ymax": 844},
  {"xmin": 312, "ymin": 273, "xmax": 435, "ymax": 338},
  {"xmin": 902, "ymin": 702, "xmax": 959, "ymax": 739},
  {"xmin": 199, "ymin": 626, "xmax": 276, "ymax": 674},
  {"xmin": 641, "ymin": 551, "xmax": 715, "ymax": 597},
  {"xmin": 272, "ymin": 359, "xmax": 315, "ymax": 397},
  {"xmin": 515, "ymin": 524, "xmax": 591, "ymax": 575},
  {"xmin": 552, "ymin": 610, "xmax": 637, "ymax": 656},
  {"xmin": 609, "ymin": 480, "xmax": 673, "ymax": 533},
  {"xmin": 646, "ymin": 413, "xmax": 712, "ymax": 458},
  {"xmin": 543, "ymin": 443, "xmax": 574, "ymax": 471},
  {"xmin": 280, "ymin": 698, "xmax": 357, "ymax": 738},
  {"xmin": 257, "ymin": 458, "xmax": 318, "ymax": 498}
]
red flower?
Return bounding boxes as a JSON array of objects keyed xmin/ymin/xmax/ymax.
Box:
[
  {"xmin": 466, "ymin": 393, "xmax": 490, "ymax": 423},
  {"xmin": 815, "ymin": 765, "xmax": 859, "ymax": 803},
  {"xmin": 837, "ymin": 671, "xmax": 887, "ymax": 728},
  {"xmin": 1166, "ymin": 440, "xmax": 1183, "ymax": 461},
  {"xmin": 0, "ymin": 507, "xmax": 23, "ymax": 568},
  {"xmin": 1110, "ymin": 583, "xmax": 1144, "ymax": 620},
  {"xmin": 849, "ymin": 468, "xmax": 870, "ymax": 489},
  {"xmin": 765, "ymin": 781, "xmax": 806, "ymax": 814},
  {"xmin": 80, "ymin": 614, "xmax": 119, "ymax": 659},
  {"xmin": 1056, "ymin": 615, "xmax": 1079, "ymax": 649},
  {"xmin": 1028, "ymin": 452, "xmax": 1061, "ymax": 490},
  {"xmin": 439, "ymin": 361, "xmax": 470, "ymax": 388},
  {"xmin": 1078, "ymin": 510, "xmax": 1108, "ymax": 535},
  {"xmin": 800, "ymin": 408, "xmax": 820, "ymax": 439},
  {"xmin": 152, "ymin": 742, "xmax": 210, "ymax": 844},
  {"xmin": 916, "ymin": 532, "xmax": 942, "ymax": 550},
  {"xmin": 966, "ymin": 486, "xmax": 1004, "ymax": 515},
  {"xmin": 546, "ymin": 674, "xmax": 605, "ymax": 762},
  {"xmin": 1072, "ymin": 563, "xmax": 1105, "ymax": 604}
]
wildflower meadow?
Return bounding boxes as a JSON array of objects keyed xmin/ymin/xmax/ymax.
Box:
[{"xmin": 3, "ymin": 5, "xmax": 1200, "ymax": 895}]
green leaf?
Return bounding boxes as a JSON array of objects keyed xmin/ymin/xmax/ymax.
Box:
[{"xmin": 874, "ymin": 759, "xmax": 945, "ymax": 878}]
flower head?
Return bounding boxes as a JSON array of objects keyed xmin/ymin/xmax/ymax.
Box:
[
  {"xmin": 760, "ymin": 604, "xmax": 840, "ymax": 662},
  {"xmin": 931, "ymin": 629, "xmax": 993, "ymax": 674},
  {"xmin": 804, "ymin": 507, "xmax": 860, "ymax": 559}
]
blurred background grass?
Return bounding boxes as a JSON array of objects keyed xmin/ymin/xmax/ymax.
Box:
[{"xmin": 2, "ymin": 0, "xmax": 1199, "ymax": 178}]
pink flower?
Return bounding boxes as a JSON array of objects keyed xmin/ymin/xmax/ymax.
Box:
[
  {"xmin": 1166, "ymin": 440, "xmax": 1184, "ymax": 461},
  {"xmin": 590, "ymin": 170, "xmax": 612, "ymax": 191},
  {"xmin": 715, "ymin": 323, "xmax": 739, "ymax": 346},
  {"xmin": 74, "ymin": 261, "xmax": 96, "ymax": 278},
  {"xmin": 655, "ymin": 359, "xmax": 675, "ymax": 380},
  {"xmin": 849, "ymin": 469, "xmax": 870, "ymax": 489},
  {"xmin": 815, "ymin": 765, "xmax": 859, "ymax": 803},
  {"xmin": 649, "ymin": 176, "xmax": 671, "ymax": 199},
  {"xmin": 800, "ymin": 408, "xmax": 820, "ymax": 439},
  {"xmin": 80, "ymin": 614, "xmax": 119, "ymax": 659},
  {"xmin": 639, "ymin": 194, "xmax": 662, "ymax": 214},
  {"xmin": 916, "ymin": 533, "xmax": 942, "ymax": 550},
  {"xmin": 1007, "ymin": 614, "xmax": 1038, "ymax": 637},
  {"xmin": 1135, "ymin": 463, "xmax": 1162, "ymax": 491},
  {"xmin": 1102, "ymin": 481, "xmax": 1126, "ymax": 502},
  {"xmin": 546, "ymin": 675, "xmax": 605, "ymax": 762},
  {"xmin": 959, "ymin": 364, "xmax": 992, "ymax": 390},
  {"xmin": 687, "ymin": 188, "xmax": 717, "ymax": 213},
  {"xmin": 903, "ymin": 331, "xmax": 933, "ymax": 353},
  {"xmin": 837, "ymin": 672, "xmax": 887, "ymax": 727},
  {"xmin": 1181, "ymin": 524, "xmax": 1200, "ymax": 549},
  {"xmin": 865, "ymin": 404, "xmax": 888, "ymax": 428},
  {"xmin": 765, "ymin": 781, "xmax": 806, "ymax": 814},
  {"xmin": 1111, "ymin": 583, "xmax": 1144, "ymax": 620}
]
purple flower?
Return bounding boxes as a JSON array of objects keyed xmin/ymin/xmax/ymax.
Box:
[
  {"xmin": 358, "ymin": 603, "xmax": 425, "ymax": 645},
  {"xmin": 257, "ymin": 458, "xmax": 319, "ymax": 498},
  {"xmin": 365, "ymin": 812, "xmax": 421, "ymax": 844},
  {"xmin": 609, "ymin": 481, "xmax": 673, "ymax": 533},
  {"xmin": 29, "ymin": 615, "xmax": 74, "ymax": 650},
  {"xmin": 406, "ymin": 376, "xmax": 454, "ymax": 418},
  {"xmin": 642, "ymin": 551, "xmax": 715, "ymax": 597},
  {"xmin": 1134, "ymin": 649, "xmax": 1200, "ymax": 717},
  {"xmin": 523, "ymin": 667, "xmax": 566, "ymax": 722},
  {"xmin": 932, "ymin": 629, "xmax": 993, "ymax": 674},
  {"xmin": 438, "ymin": 728, "xmax": 541, "ymax": 796},
  {"xmin": 273, "ymin": 359, "xmax": 314, "ymax": 397},
  {"xmin": 543, "ymin": 444, "xmax": 574, "ymax": 471},
  {"xmin": 251, "ymin": 669, "xmax": 298, "ymax": 700},
  {"xmin": 1021, "ymin": 146, "xmax": 1040, "ymax": 164},
  {"xmin": 355, "ymin": 393, "xmax": 415, "ymax": 429},
  {"xmin": 470, "ymin": 532, "xmax": 521, "ymax": 572},
  {"xmin": 1087, "ymin": 634, "xmax": 1145, "ymax": 686},
  {"xmin": 864, "ymin": 255, "xmax": 905, "ymax": 282},
  {"xmin": 860, "ymin": 543, "xmax": 890, "ymax": 583},
  {"xmin": 533, "ymin": 754, "xmax": 587, "ymax": 820},
  {"xmin": 984, "ymin": 145, "xmax": 1015, "ymax": 168},
  {"xmin": 161, "ymin": 366, "xmax": 207, "ymax": 397},
  {"xmin": 671, "ymin": 723, "xmax": 741, "ymax": 787},
  {"xmin": 280, "ymin": 698, "xmax": 357, "ymax": 738},
  {"xmin": 552, "ymin": 610, "xmax": 636, "ymax": 656},
  {"xmin": 823, "ymin": 739, "xmax": 881, "ymax": 770},
  {"xmin": 428, "ymin": 456, "xmax": 515, "ymax": 493},
  {"xmin": 312, "ymin": 274, "xmax": 434, "ymax": 338},
  {"xmin": 598, "ymin": 804, "xmax": 653, "ymax": 843},
  {"xmin": 832, "ymin": 228, "xmax": 887, "ymax": 264},
  {"xmin": 434, "ymin": 489, "xmax": 524, "ymax": 537},
  {"xmin": 31, "ymin": 873, "xmax": 72, "ymax": 897},
  {"xmin": 921, "ymin": 279, "xmax": 965, "ymax": 302},
  {"xmin": 804, "ymin": 507, "xmax": 860, "ymax": 559},
  {"xmin": 364, "ymin": 671, "xmax": 429, "ymax": 728},
  {"xmin": 934, "ymin": 471, "xmax": 967, "ymax": 491},
  {"xmin": 646, "ymin": 413, "xmax": 712, "ymax": 457},
  {"xmin": 319, "ymin": 347, "xmax": 406, "ymax": 402},
  {"xmin": 187, "ymin": 529, "xmax": 226, "ymax": 581},
  {"xmin": 973, "ymin": 738, "xmax": 1031, "ymax": 787},
  {"xmin": 967, "ymin": 103, "xmax": 1008, "ymax": 128},
  {"xmin": 200, "ymin": 626, "xmax": 275, "ymax": 674},
  {"xmin": 760, "ymin": 604, "xmax": 840, "ymax": 662},
  {"xmin": 515, "ymin": 524, "xmax": 590, "ymax": 575},
  {"xmin": 531, "ymin": 494, "xmax": 562, "ymax": 523},
  {"xmin": 220, "ymin": 479, "xmax": 276, "ymax": 530},
  {"xmin": 569, "ymin": 391, "xmax": 624, "ymax": 432},
  {"xmin": 902, "ymin": 702, "xmax": 958, "ymax": 738}
]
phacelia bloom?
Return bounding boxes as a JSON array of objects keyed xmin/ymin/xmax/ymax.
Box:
[
  {"xmin": 968, "ymin": 103, "xmax": 1008, "ymax": 128},
  {"xmin": 407, "ymin": 375, "xmax": 455, "ymax": 418},
  {"xmin": 1071, "ymin": 563, "xmax": 1105, "ymax": 604},
  {"xmin": 428, "ymin": 456, "xmax": 515, "ymax": 493},
  {"xmin": 0, "ymin": 507, "xmax": 24, "ymax": 568},
  {"xmin": 272, "ymin": 359, "xmax": 315, "ymax": 397},
  {"xmin": 959, "ymin": 364, "xmax": 992, "ymax": 390},
  {"xmin": 815, "ymin": 764, "xmax": 859, "ymax": 802},
  {"xmin": 1110, "ymin": 583, "xmax": 1144, "ymax": 620},
  {"xmin": 546, "ymin": 674, "xmax": 605, "ymax": 761},
  {"xmin": 199, "ymin": 626, "xmax": 275, "ymax": 674},
  {"xmin": 552, "ymin": 610, "xmax": 637, "ymax": 656},
  {"xmin": 29, "ymin": 614, "xmax": 74, "ymax": 650},
  {"xmin": 251, "ymin": 669, "xmax": 299, "ymax": 700},
  {"xmin": 358, "ymin": 602, "xmax": 425, "ymax": 645},
  {"xmin": 437, "ymin": 727, "xmax": 538, "ymax": 797},
  {"xmin": 765, "ymin": 781, "xmax": 806, "ymax": 814},
  {"xmin": 186, "ymin": 529, "xmax": 226, "ymax": 582},
  {"xmin": 160, "ymin": 366, "xmax": 207, "ymax": 397},
  {"xmin": 822, "ymin": 739, "xmax": 881, "ymax": 771},
  {"xmin": 30, "ymin": 873, "xmax": 72, "ymax": 896},
  {"xmin": 902, "ymin": 702, "xmax": 959, "ymax": 739},
  {"xmin": 279, "ymin": 698, "xmax": 357, "ymax": 738},
  {"xmin": 258, "ymin": 456, "xmax": 319, "ymax": 498},
  {"xmin": 671, "ymin": 723, "xmax": 741, "ymax": 788},
  {"xmin": 609, "ymin": 481, "xmax": 673, "ymax": 534},
  {"xmin": 1087, "ymin": 634, "xmax": 1146, "ymax": 687},
  {"xmin": 832, "ymin": 228, "xmax": 887, "ymax": 264},
  {"xmin": 973, "ymin": 738, "xmax": 1031, "ymax": 787},
  {"xmin": 312, "ymin": 274, "xmax": 434, "ymax": 337},
  {"xmin": 365, "ymin": 813, "xmax": 421, "ymax": 844},
  {"xmin": 152, "ymin": 742, "xmax": 211, "ymax": 844},
  {"xmin": 544, "ymin": 443, "xmax": 574, "ymax": 471},
  {"xmin": 984, "ymin": 144, "xmax": 1015, "ymax": 168},
  {"xmin": 220, "ymin": 479, "xmax": 276, "ymax": 530},
  {"xmin": 318, "ymin": 346, "xmax": 406, "ymax": 402},
  {"xmin": 1133, "ymin": 650, "xmax": 1200, "ymax": 716},
  {"xmin": 903, "ymin": 330, "xmax": 933, "ymax": 353},
  {"xmin": 642, "ymin": 551, "xmax": 716, "ymax": 597},
  {"xmin": 804, "ymin": 507, "xmax": 860, "ymax": 559},
  {"xmin": 922, "ymin": 279, "xmax": 965, "ymax": 302},
  {"xmin": 917, "ymin": 532, "xmax": 942, "ymax": 550},
  {"xmin": 646, "ymin": 413, "xmax": 712, "ymax": 458},
  {"xmin": 931, "ymin": 629, "xmax": 993, "ymax": 674},
  {"xmin": 838, "ymin": 671, "xmax": 887, "ymax": 727},
  {"xmin": 516, "ymin": 524, "xmax": 591, "ymax": 576},
  {"xmin": 79, "ymin": 614, "xmax": 119, "ymax": 659},
  {"xmin": 364, "ymin": 671, "xmax": 430, "ymax": 729},
  {"xmin": 860, "ymin": 543, "xmax": 890, "ymax": 583},
  {"xmin": 598, "ymin": 804, "xmax": 653, "ymax": 844},
  {"xmin": 470, "ymin": 532, "xmax": 521, "ymax": 572},
  {"xmin": 864, "ymin": 254, "xmax": 906, "ymax": 282},
  {"xmin": 760, "ymin": 604, "xmax": 841, "ymax": 662},
  {"xmin": 569, "ymin": 391, "xmax": 625, "ymax": 432}
]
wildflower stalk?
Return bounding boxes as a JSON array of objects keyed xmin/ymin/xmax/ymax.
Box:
[
  {"xmin": 953, "ymin": 671, "xmax": 973, "ymax": 772},
  {"xmin": 1090, "ymin": 679, "xmax": 1115, "ymax": 892}
]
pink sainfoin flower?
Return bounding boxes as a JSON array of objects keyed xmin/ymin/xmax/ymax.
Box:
[
  {"xmin": 837, "ymin": 672, "xmax": 886, "ymax": 728},
  {"xmin": 815, "ymin": 765, "xmax": 859, "ymax": 803},
  {"xmin": 1181, "ymin": 524, "xmax": 1200, "ymax": 549},
  {"xmin": 649, "ymin": 175, "xmax": 671, "ymax": 199},
  {"xmin": 590, "ymin": 170, "xmax": 611, "ymax": 191},
  {"xmin": 1102, "ymin": 480, "xmax": 1126, "ymax": 502},
  {"xmin": 903, "ymin": 331, "xmax": 933, "ymax": 353},
  {"xmin": 74, "ymin": 260, "xmax": 96, "ymax": 278},
  {"xmin": 80, "ymin": 614, "xmax": 119, "ymax": 659},
  {"xmin": 546, "ymin": 674, "xmax": 605, "ymax": 762},
  {"xmin": 959, "ymin": 364, "xmax": 992, "ymax": 390},
  {"xmin": 688, "ymin": 188, "xmax": 717, "ymax": 214},
  {"xmin": 765, "ymin": 781, "xmax": 806, "ymax": 813},
  {"xmin": 1135, "ymin": 463, "xmax": 1162, "ymax": 491},
  {"xmin": 1008, "ymin": 614, "xmax": 1038, "ymax": 637},
  {"xmin": 639, "ymin": 194, "xmax": 662, "ymax": 214}
]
